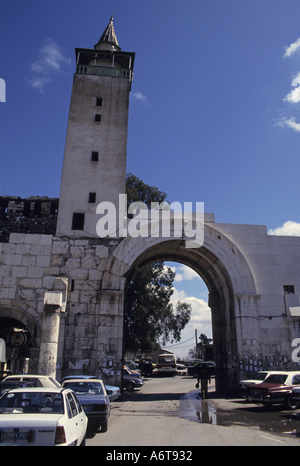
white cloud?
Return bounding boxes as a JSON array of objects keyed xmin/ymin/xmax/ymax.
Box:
[
  {"xmin": 268, "ymin": 221, "xmax": 300, "ymax": 236},
  {"xmin": 284, "ymin": 87, "xmax": 300, "ymax": 104},
  {"xmin": 27, "ymin": 76, "xmax": 53, "ymax": 94},
  {"xmin": 283, "ymin": 38, "xmax": 300, "ymax": 58},
  {"xmin": 166, "ymin": 287, "xmax": 212, "ymax": 359},
  {"xmin": 131, "ymin": 91, "xmax": 148, "ymax": 104},
  {"xmin": 170, "ymin": 264, "xmax": 199, "ymax": 283},
  {"xmin": 28, "ymin": 38, "xmax": 71, "ymax": 93},
  {"xmin": 171, "ymin": 288, "xmax": 212, "ymax": 335},
  {"xmin": 275, "ymin": 116, "xmax": 300, "ymax": 133}
]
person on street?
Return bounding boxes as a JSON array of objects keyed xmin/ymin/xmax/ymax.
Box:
[{"xmin": 195, "ymin": 364, "xmax": 211, "ymax": 399}]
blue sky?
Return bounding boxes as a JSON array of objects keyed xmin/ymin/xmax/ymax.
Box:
[{"xmin": 2, "ymin": 0, "xmax": 300, "ymax": 358}]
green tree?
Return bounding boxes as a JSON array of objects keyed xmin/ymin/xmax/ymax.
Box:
[
  {"xmin": 126, "ymin": 173, "xmax": 167, "ymax": 210},
  {"xmin": 124, "ymin": 262, "xmax": 192, "ymax": 353},
  {"xmin": 124, "ymin": 174, "xmax": 192, "ymax": 353}
]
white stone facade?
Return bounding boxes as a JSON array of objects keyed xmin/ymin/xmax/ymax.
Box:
[{"xmin": 1, "ymin": 216, "xmax": 300, "ymax": 392}]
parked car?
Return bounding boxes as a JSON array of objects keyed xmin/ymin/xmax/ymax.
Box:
[
  {"xmin": 105, "ymin": 385, "xmax": 121, "ymax": 401},
  {"xmin": 176, "ymin": 364, "xmax": 188, "ymax": 376},
  {"xmin": 124, "ymin": 365, "xmax": 141, "ymax": 375},
  {"xmin": 61, "ymin": 379, "xmax": 110, "ymax": 432},
  {"xmin": 187, "ymin": 362, "xmax": 215, "ymax": 379},
  {"xmin": 245, "ymin": 372, "xmax": 300, "ymax": 409},
  {"xmin": 0, "ymin": 387, "xmax": 88, "ymax": 446},
  {"xmin": 0, "ymin": 381, "xmax": 35, "ymax": 397},
  {"xmin": 2, "ymin": 375, "xmax": 61, "ymax": 388},
  {"xmin": 156, "ymin": 353, "xmax": 177, "ymax": 377},
  {"xmin": 59, "ymin": 375, "xmax": 121, "ymax": 402},
  {"xmin": 239, "ymin": 371, "xmax": 273, "ymax": 392},
  {"xmin": 123, "ymin": 367, "xmax": 144, "ymax": 392}
]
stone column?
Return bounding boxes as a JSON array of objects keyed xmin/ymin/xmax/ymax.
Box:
[{"xmin": 37, "ymin": 292, "xmax": 62, "ymax": 379}]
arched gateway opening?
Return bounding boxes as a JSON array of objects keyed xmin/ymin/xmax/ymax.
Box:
[
  {"xmin": 0, "ymin": 307, "xmax": 41, "ymax": 377},
  {"xmin": 102, "ymin": 222, "xmax": 258, "ymax": 394}
]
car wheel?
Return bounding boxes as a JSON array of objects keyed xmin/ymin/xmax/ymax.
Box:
[
  {"xmin": 286, "ymin": 394, "xmax": 299, "ymax": 410},
  {"xmin": 126, "ymin": 382, "xmax": 135, "ymax": 392},
  {"xmin": 101, "ymin": 420, "xmax": 108, "ymax": 433}
]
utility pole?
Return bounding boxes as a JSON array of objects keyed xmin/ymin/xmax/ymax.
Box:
[{"xmin": 195, "ymin": 329, "xmax": 198, "ymax": 358}]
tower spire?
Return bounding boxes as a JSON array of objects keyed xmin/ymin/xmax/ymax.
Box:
[{"xmin": 95, "ymin": 14, "xmax": 121, "ymax": 51}]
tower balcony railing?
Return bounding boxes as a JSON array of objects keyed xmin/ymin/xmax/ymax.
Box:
[{"xmin": 76, "ymin": 64, "xmax": 132, "ymax": 80}]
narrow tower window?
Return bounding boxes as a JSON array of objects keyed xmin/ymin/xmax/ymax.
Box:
[
  {"xmin": 89, "ymin": 193, "xmax": 96, "ymax": 203},
  {"xmin": 23, "ymin": 201, "xmax": 31, "ymax": 217},
  {"xmin": 72, "ymin": 213, "xmax": 85, "ymax": 231},
  {"xmin": 91, "ymin": 151, "xmax": 99, "ymax": 162},
  {"xmin": 33, "ymin": 201, "xmax": 42, "ymax": 217},
  {"xmin": 284, "ymin": 285, "xmax": 295, "ymax": 294},
  {"xmin": 96, "ymin": 98, "xmax": 103, "ymax": 107},
  {"xmin": 95, "ymin": 114, "xmax": 101, "ymax": 122}
]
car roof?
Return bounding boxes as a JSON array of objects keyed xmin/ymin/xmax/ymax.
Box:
[
  {"xmin": 62, "ymin": 379, "xmax": 104, "ymax": 384},
  {"xmin": 2, "ymin": 387, "xmax": 64, "ymax": 394},
  {"xmin": 0, "ymin": 381, "xmax": 34, "ymax": 385},
  {"xmin": 5, "ymin": 375, "xmax": 50, "ymax": 379}
]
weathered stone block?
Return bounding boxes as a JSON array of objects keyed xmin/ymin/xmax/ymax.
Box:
[
  {"xmin": 37, "ymin": 256, "xmax": 51, "ymax": 267},
  {"xmin": 22, "ymin": 255, "xmax": 36, "ymax": 267},
  {"xmin": 5, "ymin": 254, "xmax": 22, "ymax": 266},
  {"xmin": 9, "ymin": 233, "xmax": 25, "ymax": 244},
  {"xmin": 12, "ymin": 266, "xmax": 28, "ymax": 278},
  {"xmin": 51, "ymin": 241, "xmax": 69, "ymax": 255},
  {"xmin": 96, "ymin": 245, "xmax": 109, "ymax": 258},
  {"xmin": 16, "ymin": 244, "xmax": 31, "ymax": 255},
  {"xmin": 27, "ymin": 267, "xmax": 44, "ymax": 279},
  {"xmin": 20, "ymin": 278, "xmax": 43, "ymax": 289}
]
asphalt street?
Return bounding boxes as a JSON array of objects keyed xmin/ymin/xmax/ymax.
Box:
[{"xmin": 87, "ymin": 375, "xmax": 300, "ymax": 447}]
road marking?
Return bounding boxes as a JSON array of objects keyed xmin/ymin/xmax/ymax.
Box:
[{"xmin": 260, "ymin": 435, "xmax": 285, "ymax": 444}]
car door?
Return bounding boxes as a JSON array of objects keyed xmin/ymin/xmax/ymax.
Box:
[
  {"xmin": 66, "ymin": 391, "xmax": 80, "ymax": 445},
  {"xmin": 71, "ymin": 392, "xmax": 87, "ymax": 444}
]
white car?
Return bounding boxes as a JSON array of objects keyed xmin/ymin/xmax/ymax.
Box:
[
  {"xmin": 2, "ymin": 375, "xmax": 61, "ymax": 388},
  {"xmin": 239, "ymin": 372, "xmax": 272, "ymax": 392},
  {"xmin": 0, "ymin": 387, "xmax": 88, "ymax": 446}
]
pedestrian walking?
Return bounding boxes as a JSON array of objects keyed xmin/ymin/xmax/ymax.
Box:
[{"xmin": 195, "ymin": 364, "xmax": 211, "ymax": 399}]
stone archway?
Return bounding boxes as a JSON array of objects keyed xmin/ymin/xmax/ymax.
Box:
[
  {"xmin": 0, "ymin": 306, "xmax": 41, "ymax": 375},
  {"xmin": 99, "ymin": 223, "xmax": 259, "ymax": 393}
]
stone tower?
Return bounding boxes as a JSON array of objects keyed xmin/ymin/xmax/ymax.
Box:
[{"xmin": 56, "ymin": 16, "xmax": 135, "ymax": 237}]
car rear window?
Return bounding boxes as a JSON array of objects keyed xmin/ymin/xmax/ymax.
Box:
[
  {"xmin": 264, "ymin": 374, "xmax": 288, "ymax": 384},
  {"xmin": 292, "ymin": 375, "xmax": 300, "ymax": 385},
  {"xmin": 63, "ymin": 382, "xmax": 104, "ymax": 395},
  {"xmin": 0, "ymin": 392, "xmax": 64, "ymax": 414}
]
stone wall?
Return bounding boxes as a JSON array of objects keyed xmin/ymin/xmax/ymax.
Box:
[
  {"xmin": 0, "ymin": 196, "xmax": 58, "ymax": 243},
  {"xmin": 1, "ymin": 215, "xmax": 300, "ymax": 391},
  {"xmin": 0, "ymin": 231, "xmax": 123, "ymax": 382}
]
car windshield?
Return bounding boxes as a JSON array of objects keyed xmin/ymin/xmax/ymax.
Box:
[
  {"xmin": 158, "ymin": 356, "xmax": 175, "ymax": 364},
  {"xmin": 0, "ymin": 392, "xmax": 64, "ymax": 414},
  {"xmin": 264, "ymin": 374, "xmax": 288, "ymax": 384},
  {"xmin": 63, "ymin": 382, "xmax": 104, "ymax": 395},
  {"xmin": 253, "ymin": 372, "xmax": 268, "ymax": 381}
]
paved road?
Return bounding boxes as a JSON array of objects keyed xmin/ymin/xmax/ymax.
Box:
[{"xmin": 87, "ymin": 376, "xmax": 300, "ymax": 446}]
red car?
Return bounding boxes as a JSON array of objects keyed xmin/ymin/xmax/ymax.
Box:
[{"xmin": 245, "ymin": 372, "xmax": 300, "ymax": 410}]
